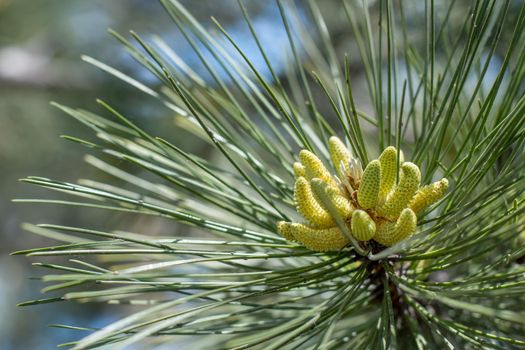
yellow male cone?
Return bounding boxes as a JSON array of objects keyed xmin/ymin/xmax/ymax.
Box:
[
  {"xmin": 294, "ymin": 177, "xmax": 334, "ymax": 228},
  {"xmin": 299, "ymin": 150, "xmax": 336, "ymax": 187},
  {"xmin": 408, "ymin": 178, "xmax": 449, "ymax": 214},
  {"xmin": 374, "ymin": 208, "xmax": 417, "ymax": 246},
  {"xmin": 276, "ymin": 221, "xmax": 296, "ymax": 240},
  {"xmin": 357, "ymin": 160, "xmax": 381, "ymax": 209},
  {"xmin": 378, "ymin": 146, "xmax": 398, "ymax": 199},
  {"xmin": 310, "ymin": 178, "xmax": 353, "ymax": 220},
  {"xmin": 351, "ymin": 210, "xmax": 376, "ymax": 241},
  {"xmin": 293, "ymin": 162, "xmax": 305, "ymax": 179},
  {"xmin": 328, "ymin": 136, "xmax": 350, "ymax": 180},
  {"xmin": 280, "ymin": 139, "xmax": 447, "ymax": 251},
  {"xmin": 276, "ymin": 221, "xmax": 348, "ymax": 252},
  {"xmin": 378, "ymin": 162, "xmax": 420, "ymax": 219}
]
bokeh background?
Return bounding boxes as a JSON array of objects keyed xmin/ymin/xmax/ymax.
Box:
[{"xmin": 1, "ymin": 2, "xmax": 171, "ymax": 348}]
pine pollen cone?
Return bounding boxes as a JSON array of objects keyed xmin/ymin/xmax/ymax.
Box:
[{"xmin": 277, "ymin": 137, "xmax": 448, "ymax": 252}]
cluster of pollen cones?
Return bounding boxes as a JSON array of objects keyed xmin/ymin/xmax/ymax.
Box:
[{"xmin": 277, "ymin": 136, "xmax": 448, "ymax": 252}]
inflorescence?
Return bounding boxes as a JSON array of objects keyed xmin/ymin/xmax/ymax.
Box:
[{"xmin": 277, "ymin": 136, "xmax": 448, "ymax": 252}]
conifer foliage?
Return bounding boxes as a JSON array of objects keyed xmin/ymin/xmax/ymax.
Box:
[{"xmin": 16, "ymin": 0, "xmax": 525, "ymax": 348}]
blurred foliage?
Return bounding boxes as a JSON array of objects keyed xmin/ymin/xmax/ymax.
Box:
[
  {"xmin": 6, "ymin": 0, "xmax": 524, "ymax": 348},
  {"xmin": 0, "ymin": 1, "xmax": 265, "ymax": 348},
  {"xmin": 0, "ymin": 0, "xmax": 404, "ymax": 347}
]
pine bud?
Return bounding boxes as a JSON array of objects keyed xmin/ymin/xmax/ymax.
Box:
[{"xmin": 349, "ymin": 157, "xmax": 363, "ymax": 184}]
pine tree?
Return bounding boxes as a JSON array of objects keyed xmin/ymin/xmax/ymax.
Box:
[{"xmin": 15, "ymin": 0, "xmax": 525, "ymax": 348}]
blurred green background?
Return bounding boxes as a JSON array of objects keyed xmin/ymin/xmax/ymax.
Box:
[
  {"xmin": 1, "ymin": 2, "xmax": 169, "ymax": 348},
  {"xmin": 0, "ymin": 1, "xmax": 260, "ymax": 348},
  {"xmin": 1, "ymin": 1, "xmax": 330, "ymax": 348}
]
